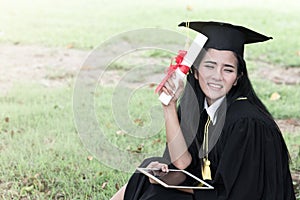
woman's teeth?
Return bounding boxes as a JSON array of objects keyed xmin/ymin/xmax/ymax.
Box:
[{"xmin": 208, "ymin": 83, "xmax": 223, "ymax": 89}]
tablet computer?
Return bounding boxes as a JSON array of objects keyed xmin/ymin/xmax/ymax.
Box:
[{"xmin": 137, "ymin": 168, "xmax": 214, "ymax": 190}]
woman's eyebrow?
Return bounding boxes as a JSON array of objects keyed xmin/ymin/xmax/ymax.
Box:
[
  {"xmin": 224, "ymin": 64, "xmax": 236, "ymax": 68},
  {"xmin": 204, "ymin": 61, "xmax": 236, "ymax": 68},
  {"xmin": 203, "ymin": 61, "xmax": 217, "ymax": 65}
]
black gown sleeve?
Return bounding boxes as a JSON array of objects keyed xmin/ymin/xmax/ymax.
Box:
[{"xmin": 194, "ymin": 117, "xmax": 295, "ymax": 200}]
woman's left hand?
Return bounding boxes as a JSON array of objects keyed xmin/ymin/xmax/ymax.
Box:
[
  {"xmin": 146, "ymin": 161, "xmax": 169, "ymax": 172},
  {"xmin": 146, "ymin": 161, "xmax": 169, "ymax": 184}
]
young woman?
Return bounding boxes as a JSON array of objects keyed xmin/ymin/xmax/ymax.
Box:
[{"xmin": 111, "ymin": 21, "xmax": 296, "ymax": 200}]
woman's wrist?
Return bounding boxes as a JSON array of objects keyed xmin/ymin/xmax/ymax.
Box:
[
  {"xmin": 163, "ymin": 101, "xmax": 177, "ymax": 112},
  {"xmin": 163, "ymin": 102, "xmax": 178, "ymax": 123}
]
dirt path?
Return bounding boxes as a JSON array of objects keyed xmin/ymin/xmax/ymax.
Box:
[
  {"xmin": 1, "ymin": 43, "xmax": 300, "ymax": 128},
  {"xmin": 1, "ymin": 43, "xmax": 300, "ymax": 89},
  {"xmin": 0, "ymin": 44, "xmax": 87, "ymax": 93}
]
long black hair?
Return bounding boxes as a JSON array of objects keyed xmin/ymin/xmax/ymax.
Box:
[{"xmin": 178, "ymin": 48, "xmax": 273, "ymax": 120}]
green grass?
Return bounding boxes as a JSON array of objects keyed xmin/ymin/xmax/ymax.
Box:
[
  {"xmin": 0, "ymin": 0, "xmax": 300, "ymax": 198},
  {"xmin": 247, "ymin": 61, "xmax": 300, "ymax": 119},
  {"xmin": 0, "ymin": 85, "xmax": 132, "ymax": 199},
  {"xmin": 1, "ymin": 0, "xmax": 300, "ymax": 65},
  {"xmin": 1, "ymin": 78, "xmax": 299, "ymax": 199},
  {"xmin": 253, "ymin": 79, "xmax": 300, "ymax": 119}
]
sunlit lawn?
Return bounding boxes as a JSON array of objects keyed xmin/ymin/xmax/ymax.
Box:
[{"xmin": 0, "ymin": 0, "xmax": 299, "ymax": 199}]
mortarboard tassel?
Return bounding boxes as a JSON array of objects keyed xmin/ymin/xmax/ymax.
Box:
[
  {"xmin": 202, "ymin": 113, "xmax": 212, "ymax": 180},
  {"xmin": 202, "ymin": 158, "xmax": 212, "ymax": 180},
  {"xmin": 184, "ymin": 21, "xmax": 190, "ymax": 50}
]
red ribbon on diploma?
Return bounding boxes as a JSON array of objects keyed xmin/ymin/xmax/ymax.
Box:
[{"xmin": 155, "ymin": 50, "xmax": 189, "ymax": 93}]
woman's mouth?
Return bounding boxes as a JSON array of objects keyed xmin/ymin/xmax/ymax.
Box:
[{"xmin": 208, "ymin": 83, "xmax": 223, "ymax": 89}]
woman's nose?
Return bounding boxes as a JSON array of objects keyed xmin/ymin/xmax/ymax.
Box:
[{"xmin": 212, "ymin": 68, "xmax": 223, "ymax": 81}]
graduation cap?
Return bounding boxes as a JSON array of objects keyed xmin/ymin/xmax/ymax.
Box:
[{"xmin": 178, "ymin": 21, "xmax": 272, "ymax": 57}]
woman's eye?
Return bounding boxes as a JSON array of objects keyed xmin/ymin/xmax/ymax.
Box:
[
  {"xmin": 204, "ymin": 65, "xmax": 214, "ymax": 69},
  {"xmin": 224, "ymin": 68, "xmax": 234, "ymax": 73}
]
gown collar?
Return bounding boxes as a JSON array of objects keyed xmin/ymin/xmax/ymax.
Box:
[{"xmin": 204, "ymin": 96, "xmax": 226, "ymax": 125}]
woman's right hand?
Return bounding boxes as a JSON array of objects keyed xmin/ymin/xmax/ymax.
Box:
[{"xmin": 159, "ymin": 73, "xmax": 185, "ymax": 106}]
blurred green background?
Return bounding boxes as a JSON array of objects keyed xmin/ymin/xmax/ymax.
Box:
[{"xmin": 0, "ymin": 0, "xmax": 299, "ymax": 199}]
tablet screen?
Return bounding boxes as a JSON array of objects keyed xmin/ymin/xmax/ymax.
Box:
[{"xmin": 137, "ymin": 168, "xmax": 214, "ymax": 189}]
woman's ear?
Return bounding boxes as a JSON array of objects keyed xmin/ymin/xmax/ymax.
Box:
[
  {"xmin": 233, "ymin": 73, "xmax": 243, "ymax": 86},
  {"xmin": 193, "ymin": 68, "xmax": 199, "ymax": 80},
  {"xmin": 233, "ymin": 77, "xmax": 238, "ymax": 86}
]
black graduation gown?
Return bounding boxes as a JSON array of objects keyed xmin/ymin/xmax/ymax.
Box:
[{"xmin": 124, "ymin": 100, "xmax": 296, "ymax": 200}]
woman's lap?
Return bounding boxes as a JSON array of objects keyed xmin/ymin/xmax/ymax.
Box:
[
  {"xmin": 139, "ymin": 184, "xmax": 193, "ymax": 200},
  {"xmin": 124, "ymin": 157, "xmax": 193, "ymax": 200}
]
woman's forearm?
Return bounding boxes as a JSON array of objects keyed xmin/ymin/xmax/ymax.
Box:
[{"xmin": 163, "ymin": 104, "xmax": 192, "ymax": 169}]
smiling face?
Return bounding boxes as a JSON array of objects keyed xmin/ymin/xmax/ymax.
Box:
[{"xmin": 195, "ymin": 48, "xmax": 239, "ymax": 105}]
